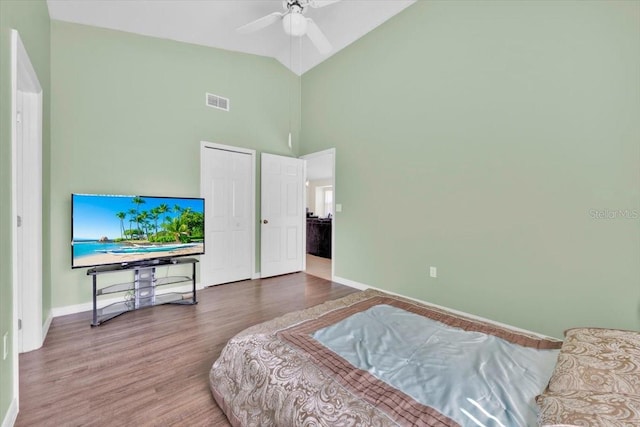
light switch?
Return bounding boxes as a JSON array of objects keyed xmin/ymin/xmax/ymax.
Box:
[{"xmin": 336, "ymin": 204, "xmax": 342, "ymax": 212}]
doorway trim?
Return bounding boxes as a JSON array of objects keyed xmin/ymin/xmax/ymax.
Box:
[
  {"xmin": 200, "ymin": 141, "xmax": 257, "ymax": 282},
  {"xmin": 300, "ymin": 148, "xmax": 336, "ymax": 280},
  {"xmin": 10, "ymin": 28, "xmax": 44, "ymax": 416}
]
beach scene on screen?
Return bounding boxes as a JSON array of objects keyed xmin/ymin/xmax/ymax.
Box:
[{"xmin": 72, "ymin": 194, "xmax": 204, "ymax": 268}]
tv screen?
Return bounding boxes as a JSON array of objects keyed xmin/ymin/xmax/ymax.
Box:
[{"xmin": 71, "ymin": 193, "xmax": 205, "ymax": 269}]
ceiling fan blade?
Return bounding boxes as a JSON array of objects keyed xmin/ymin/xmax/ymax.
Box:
[
  {"xmin": 236, "ymin": 12, "xmax": 283, "ymax": 34},
  {"xmin": 307, "ymin": 0, "xmax": 341, "ymax": 8},
  {"xmin": 306, "ymin": 18, "xmax": 332, "ymax": 54}
]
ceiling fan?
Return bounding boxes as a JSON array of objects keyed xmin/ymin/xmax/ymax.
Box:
[{"xmin": 236, "ymin": 0, "xmax": 341, "ymax": 54}]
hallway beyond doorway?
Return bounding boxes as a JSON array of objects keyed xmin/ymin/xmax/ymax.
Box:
[{"xmin": 305, "ymin": 254, "xmax": 331, "ymax": 281}]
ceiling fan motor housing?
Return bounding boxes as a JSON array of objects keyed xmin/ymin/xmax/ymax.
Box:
[{"xmin": 283, "ymin": 10, "xmax": 308, "ymax": 36}]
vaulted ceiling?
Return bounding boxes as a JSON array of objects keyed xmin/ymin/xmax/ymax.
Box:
[{"xmin": 47, "ymin": 0, "xmax": 416, "ymax": 75}]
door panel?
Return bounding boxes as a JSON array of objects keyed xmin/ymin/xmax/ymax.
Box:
[
  {"xmin": 263, "ymin": 227, "xmax": 281, "ymax": 263},
  {"xmin": 286, "ymin": 226, "xmax": 298, "ymax": 260},
  {"xmin": 260, "ymin": 153, "xmax": 305, "ymax": 278},
  {"xmin": 201, "ymin": 147, "xmax": 252, "ymax": 285}
]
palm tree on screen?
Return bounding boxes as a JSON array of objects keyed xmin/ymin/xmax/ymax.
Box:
[
  {"xmin": 150, "ymin": 207, "xmax": 160, "ymax": 237},
  {"xmin": 116, "ymin": 212, "xmax": 126, "ymax": 239},
  {"xmin": 164, "ymin": 217, "xmax": 188, "ymax": 243},
  {"xmin": 127, "ymin": 208, "xmax": 137, "ymax": 239},
  {"xmin": 138, "ymin": 211, "xmax": 149, "ymax": 240},
  {"xmin": 132, "ymin": 197, "xmax": 146, "ymax": 239},
  {"xmin": 158, "ymin": 204, "xmax": 171, "ymax": 225}
]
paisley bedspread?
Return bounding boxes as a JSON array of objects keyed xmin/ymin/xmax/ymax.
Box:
[{"xmin": 209, "ymin": 289, "xmax": 562, "ymax": 427}]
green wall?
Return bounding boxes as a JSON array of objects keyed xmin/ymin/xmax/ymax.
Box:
[
  {"xmin": 50, "ymin": 21, "xmax": 300, "ymax": 308},
  {"xmin": 301, "ymin": 0, "xmax": 640, "ymax": 338},
  {"xmin": 2, "ymin": 5, "xmax": 639, "ymax": 423},
  {"xmin": 0, "ymin": 0, "xmax": 50, "ymax": 422}
]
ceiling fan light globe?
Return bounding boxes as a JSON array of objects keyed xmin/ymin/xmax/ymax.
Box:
[{"xmin": 282, "ymin": 13, "xmax": 308, "ymax": 36}]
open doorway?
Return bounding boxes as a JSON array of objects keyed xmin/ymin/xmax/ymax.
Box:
[
  {"xmin": 12, "ymin": 30, "xmax": 44, "ymax": 355},
  {"xmin": 11, "ymin": 29, "xmax": 45, "ymax": 416},
  {"xmin": 301, "ymin": 149, "xmax": 335, "ymax": 281}
]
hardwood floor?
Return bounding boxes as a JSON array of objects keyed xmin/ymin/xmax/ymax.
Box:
[
  {"xmin": 15, "ymin": 273, "xmax": 357, "ymax": 426},
  {"xmin": 305, "ymin": 254, "xmax": 331, "ymax": 281}
]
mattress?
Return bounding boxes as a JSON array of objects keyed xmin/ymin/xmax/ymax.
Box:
[{"xmin": 210, "ymin": 289, "xmax": 562, "ymax": 427}]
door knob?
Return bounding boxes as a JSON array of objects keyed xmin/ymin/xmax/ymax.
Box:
[{"xmin": 263, "ymin": 219, "xmax": 269, "ymax": 224}]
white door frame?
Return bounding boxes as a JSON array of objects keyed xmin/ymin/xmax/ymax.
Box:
[
  {"xmin": 200, "ymin": 141, "xmax": 257, "ymax": 282},
  {"xmin": 11, "ymin": 28, "xmax": 44, "ymax": 414},
  {"xmin": 300, "ymin": 148, "xmax": 336, "ymax": 280}
]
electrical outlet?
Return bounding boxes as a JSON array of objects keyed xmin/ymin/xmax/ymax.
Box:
[
  {"xmin": 3, "ymin": 332, "xmax": 8, "ymax": 360},
  {"xmin": 430, "ymin": 266, "xmax": 437, "ymax": 278}
]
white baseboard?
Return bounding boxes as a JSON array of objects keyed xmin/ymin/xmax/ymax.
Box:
[
  {"xmin": 332, "ymin": 276, "xmax": 556, "ymax": 340},
  {"xmin": 333, "ymin": 276, "xmax": 369, "ymax": 290},
  {"xmin": 42, "ymin": 310, "xmax": 52, "ymax": 343},
  {"xmin": 1, "ymin": 397, "xmax": 18, "ymax": 427},
  {"xmin": 52, "ymin": 301, "xmax": 95, "ymax": 318},
  {"xmin": 252, "ymin": 272, "xmax": 261, "ymax": 280},
  {"xmin": 52, "ymin": 283, "xmax": 205, "ymax": 318}
]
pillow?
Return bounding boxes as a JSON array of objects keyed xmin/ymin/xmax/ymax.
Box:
[
  {"xmin": 546, "ymin": 327, "xmax": 640, "ymax": 395},
  {"xmin": 536, "ymin": 390, "xmax": 640, "ymax": 427}
]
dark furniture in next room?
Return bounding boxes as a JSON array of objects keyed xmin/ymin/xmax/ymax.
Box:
[{"xmin": 306, "ymin": 218, "xmax": 331, "ymax": 258}]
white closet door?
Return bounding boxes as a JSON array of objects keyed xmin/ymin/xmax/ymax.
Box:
[
  {"xmin": 260, "ymin": 153, "xmax": 305, "ymax": 278},
  {"xmin": 201, "ymin": 147, "xmax": 252, "ymax": 285}
]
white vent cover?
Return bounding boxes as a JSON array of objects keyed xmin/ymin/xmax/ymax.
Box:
[{"xmin": 206, "ymin": 92, "xmax": 230, "ymax": 111}]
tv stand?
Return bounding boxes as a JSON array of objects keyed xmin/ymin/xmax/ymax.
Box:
[{"xmin": 87, "ymin": 258, "xmax": 198, "ymax": 326}]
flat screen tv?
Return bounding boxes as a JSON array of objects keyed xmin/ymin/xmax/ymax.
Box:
[{"xmin": 71, "ymin": 193, "xmax": 205, "ymax": 269}]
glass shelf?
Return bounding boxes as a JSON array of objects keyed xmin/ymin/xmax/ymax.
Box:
[
  {"xmin": 97, "ymin": 275, "xmax": 192, "ymax": 296},
  {"xmin": 89, "ymin": 258, "xmax": 198, "ymax": 326},
  {"xmin": 156, "ymin": 276, "xmax": 192, "ymax": 286}
]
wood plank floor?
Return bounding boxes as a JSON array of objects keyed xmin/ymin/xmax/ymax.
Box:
[
  {"xmin": 305, "ymin": 254, "xmax": 331, "ymax": 281},
  {"xmin": 15, "ymin": 273, "xmax": 357, "ymax": 426}
]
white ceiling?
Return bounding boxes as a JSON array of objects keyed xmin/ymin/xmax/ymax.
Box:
[{"xmin": 47, "ymin": 0, "xmax": 415, "ymax": 75}]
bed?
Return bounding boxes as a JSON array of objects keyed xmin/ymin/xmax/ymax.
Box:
[{"xmin": 209, "ymin": 289, "xmax": 640, "ymax": 426}]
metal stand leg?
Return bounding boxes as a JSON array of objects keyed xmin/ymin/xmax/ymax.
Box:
[
  {"xmin": 91, "ymin": 274, "xmax": 98, "ymax": 326},
  {"xmin": 192, "ymin": 262, "xmax": 198, "ymax": 304}
]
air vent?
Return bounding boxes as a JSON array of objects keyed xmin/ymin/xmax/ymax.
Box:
[{"xmin": 206, "ymin": 92, "xmax": 230, "ymax": 111}]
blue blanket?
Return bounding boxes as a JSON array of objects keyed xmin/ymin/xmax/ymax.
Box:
[{"xmin": 312, "ymin": 304, "xmax": 559, "ymax": 427}]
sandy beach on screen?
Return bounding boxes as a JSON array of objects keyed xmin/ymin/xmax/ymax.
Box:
[{"xmin": 75, "ymin": 244, "xmax": 204, "ymax": 268}]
